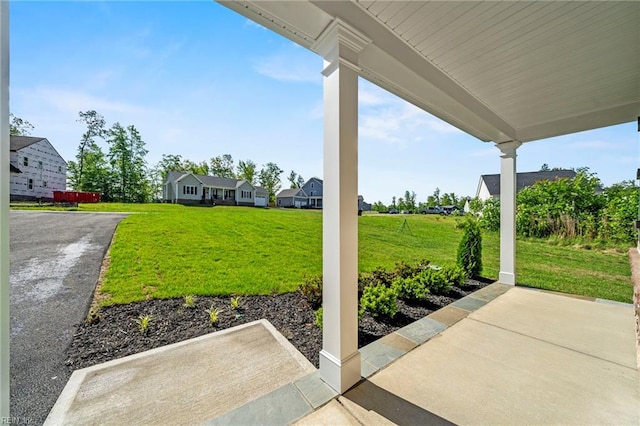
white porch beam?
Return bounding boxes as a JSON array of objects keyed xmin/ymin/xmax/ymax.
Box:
[
  {"xmin": 497, "ymin": 141, "xmax": 522, "ymax": 286},
  {"xmin": 0, "ymin": 0, "xmax": 9, "ymax": 417},
  {"xmin": 317, "ymin": 20, "xmax": 369, "ymax": 394}
]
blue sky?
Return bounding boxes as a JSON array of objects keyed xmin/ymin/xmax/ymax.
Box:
[{"xmin": 9, "ymin": 1, "xmax": 637, "ymax": 204}]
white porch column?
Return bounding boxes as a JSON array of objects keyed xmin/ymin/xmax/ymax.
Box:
[
  {"xmin": 0, "ymin": 0, "xmax": 9, "ymax": 417},
  {"xmin": 315, "ymin": 20, "xmax": 370, "ymax": 393},
  {"xmin": 496, "ymin": 141, "xmax": 522, "ymax": 285}
]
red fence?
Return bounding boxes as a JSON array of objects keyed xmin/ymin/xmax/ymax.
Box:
[{"xmin": 53, "ymin": 191, "xmax": 101, "ymax": 203}]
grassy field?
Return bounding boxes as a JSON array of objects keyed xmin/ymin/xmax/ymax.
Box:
[{"xmin": 66, "ymin": 203, "xmax": 633, "ymax": 304}]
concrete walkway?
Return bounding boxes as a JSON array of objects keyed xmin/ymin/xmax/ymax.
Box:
[{"xmin": 45, "ymin": 284, "xmax": 639, "ymax": 425}]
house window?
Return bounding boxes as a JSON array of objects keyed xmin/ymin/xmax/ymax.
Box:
[
  {"xmin": 23, "ymin": 157, "xmax": 28, "ymax": 167},
  {"xmin": 38, "ymin": 161, "xmax": 43, "ymax": 169},
  {"xmin": 28, "ymin": 179, "xmax": 33, "ymax": 190},
  {"xmin": 241, "ymin": 190, "xmax": 252, "ymax": 198},
  {"xmin": 310, "ymin": 191, "xmax": 315, "ymax": 196},
  {"xmin": 58, "ymin": 165, "xmax": 62, "ymax": 172},
  {"xmin": 43, "ymin": 181, "xmax": 47, "ymax": 187},
  {"xmin": 182, "ymin": 185, "xmax": 197, "ymax": 195},
  {"xmin": 311, "ymin": 183, "xmax": 314, "ymax": 189}
]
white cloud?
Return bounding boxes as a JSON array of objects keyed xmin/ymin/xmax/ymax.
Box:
[
  {"xmin": 253, "ymin": 53, "xmax": 321, "ymax": 84},
  {"xmin": 17, "ymin": 87, "xmax": 153, "ymax": 116}
]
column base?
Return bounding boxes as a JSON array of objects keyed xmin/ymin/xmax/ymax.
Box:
[
  {"xmin": 499, "ymin": 271, "xmax": 516, "ymax": 286},
  {"xmin": 319, "ymin": 349, "xmax": 361, "ymax": 393}
]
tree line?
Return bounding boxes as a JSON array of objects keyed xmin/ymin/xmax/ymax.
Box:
[
  {"xmin": 60, "ymin": 110, "xmax": 307, "ymax": 203},
  {"xmin": 371, "ymin": 188, "xmax": 469, "ymax": 213}
]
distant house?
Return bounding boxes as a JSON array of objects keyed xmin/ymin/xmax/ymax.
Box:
[
  {"xmin": 476, "ymin": 170, "xmax": 577, "ymax": 201},
  {"xmin": 276, "ymin": 177, "xmax": 370, "ymax": 211},
  {"xmin": 162, "ymin": 171, "xmax": 268, "ymax": 207},
  {"xmin": 276, "ymin": 188, "xmax": 309, "ymax": 208},
  {"xmin": 9, "ymin": 136, "xmax": 67, "ymax": 201}
]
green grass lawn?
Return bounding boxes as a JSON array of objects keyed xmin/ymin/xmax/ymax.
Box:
[{"xmin": 72, "ymin": 203, "xmax": 633, "ymax": 304}]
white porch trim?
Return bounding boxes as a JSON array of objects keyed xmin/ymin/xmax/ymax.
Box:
[
  {"xmin": 1, "ymin": 1, "xmax": 9, "ymax": 417},
  {"xmin": 318, "ymin": 20, "xmax": 369, "ymax": 394},
  {"xmin": 497, "ymin": 141, "xmax": 522, "ymax": 286}
]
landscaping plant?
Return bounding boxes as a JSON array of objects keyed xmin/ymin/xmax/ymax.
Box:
[
  {"xmin": 299, "ymin": 274, "xmax": 322, "ymax": 309},
  {"xmin": 456, "ymin": 217, "xmax": 483, "ymax": 278},
  {"xmin": 359, "ymin": 284, "xmax": 398, "ymax": 319},
  {"xmin": 230, "ymin": 296, "xmax": 242, "ymax": 310},
  {"xmin": 134, "ymin": 314, "xmax": 152, "ymax": 334},
  {"xmin": 206, "ymin": 305, "xmax": 221, "ymax": 325},
  {"xmin": 183, "ymin": 295, "xmax": 196, "ymax": 309}
]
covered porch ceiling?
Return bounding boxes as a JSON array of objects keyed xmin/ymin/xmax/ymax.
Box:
[{"xmin": 220, "ymin": 0, "xmax": 639, "ymax": 143}]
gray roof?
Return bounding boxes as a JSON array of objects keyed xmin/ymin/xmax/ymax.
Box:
[
  {"xmin": 165, "ymin": 171, "xmax": 262, "ymax": 190},
  {"xmin": 480, "ymin": 170, "xmax": 577, "ymax": 196},
  {"xmin": 10, "ymin": 164, "xmax": 21, "ymax": 173},
  {"xmin": 10, "ymin": 135, "xmax": 46, "ymax": 151},
  {"xmin": 276, "ymin": 188, "xmax": 307, "ymax": 198}
]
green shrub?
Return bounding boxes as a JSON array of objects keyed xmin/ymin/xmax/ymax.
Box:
[
  {"xmin": 393, "ymin": 259, "xmax": 429, "ymax": 279},
  {"xmin": 456, "ymin": 217, "xmax": 482, "ymax": 278},
  {"xmin": 314, "ymin": 307, "xmax": 323, "ymax": 328},
  {"xmin": 392, "ymin": 276, "xmax": 429, "ymax": 301},
  {"xmin": 440, "ymin": 264, "xmax": 466, "ymax": 288},
  {"xmin": 359, "ymin": 284, "xmax": 398, "ymax": 319},
  {"xmin": 421, "ymin": 268, "xmax": 449, "ymax": 294},
  {"xmin": 299, "ymin": 274, "xmax": 322, "ymax": 309}
]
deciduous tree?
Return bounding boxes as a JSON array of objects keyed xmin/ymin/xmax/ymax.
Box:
[
  {"xmin": 237, "ymin": 160, "xmax": 257, "ymax": 184},
  {"xmin": 210, "ymin": 154, "xmax": 235, "ymax": 178},
  {"xmin": 259, "ymin": 162, "xmax": 283, "ymax": 203}
]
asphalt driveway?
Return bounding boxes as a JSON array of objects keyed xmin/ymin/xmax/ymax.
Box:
[{"xmin": 9, "ymin": 210, "xmax": 128, "ymax": 425}]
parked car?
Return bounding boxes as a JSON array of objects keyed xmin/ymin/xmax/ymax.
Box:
[
  {"xmin": 389, "ymin": 209, "xmax": 398, "ymax": 214},
  {"xmin": 420, "ymin": 206, "xmax": 444, "ymax": 215},
  {"xmin": 441, "ymin": 205, "xmax": 463, "ymax": 215},
  {"xmin": 400, "ymin": 210, "xmax": 410, "ymax": 214}
]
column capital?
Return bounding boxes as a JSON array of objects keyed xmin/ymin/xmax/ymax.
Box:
[
  {"xmin": 314, "ymin": 19, "xmax": 371, "ymax": 73},
  {"xmin": 495, "ymin": 140, "xmax": 522, "ymax": 158}
]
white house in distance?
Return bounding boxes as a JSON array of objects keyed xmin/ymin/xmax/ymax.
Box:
[
  {"xmin": 162, "ymin": 171, "xmax": 269, "ymax": 207},
  {"xmin": 475, "ymin": 170, "xmax": 577, "ymax": 201},
  {"xmin": 9, "ymin": 135, "xmax": 67, "ymax": 201}
]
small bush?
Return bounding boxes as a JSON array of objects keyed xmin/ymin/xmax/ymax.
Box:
[
  {"xmin": 393, "ymin": 260, "xmax": 428, "ymax": 279},
  {"xmin": 359, "ymin": 284, "xmax": 398, "ymax": 319},
  {"xmin": 439, "ymin": 264, "xmax": 466, "ymax": 288},
  {"xmin": 299, "ymin": 274, "xmax": 322, "ymax": 309},
  {"xmin": 206, "ymin": 305, "xmax": 221, "ymax": 325},
  {"xmin": 314, "ymin": 307, "xmax": 323, "ymax": 328},
  {"xmin": 134, "ymin": 314, "xmax": 152, "ymax": 334},
  {"xmin": 456, "ymin": 217, "xmax": 483, "ymax": 278},
  {"xmin": 392, "ymin": 276, "xmax": 429, "ymax": 301},
  {"xmin": 183, "ymin": 295, "xmax": 196, "ymax": 308},
  {"xmin": 230, "ymin": 296, "xmax": 242, "ymax": 310}
]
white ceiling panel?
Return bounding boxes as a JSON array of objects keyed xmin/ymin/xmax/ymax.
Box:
[{"xmin": 219, "ymin": 0, "xmax": 640, "ymax": 143}]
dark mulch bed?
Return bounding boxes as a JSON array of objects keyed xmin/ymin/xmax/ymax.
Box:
[{"xmin": 66, "ymin": 278, "xmax": 492, "ymax": 371}]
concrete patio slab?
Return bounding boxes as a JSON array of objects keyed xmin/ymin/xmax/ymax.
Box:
[
  {"xmin": 45, "ymin": 320, "xmax": 315, "ymax": 425},
  {"xmin": 367, "ymin": 287, "xmax": 640, "ymax": 425},
  {"xmin": 293, "ymin": 400, "xmax": 360, "ymax": 426},
  {"xmin": 468, "ymin": 287, "xmax": 637, "ymax": 369}
]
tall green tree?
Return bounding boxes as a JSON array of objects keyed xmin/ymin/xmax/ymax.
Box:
[
  {"xmin": 183, "ymin": 159, "xmax": 209, "ymax": 176},
  {"xmin": 9, "ymin": 113, "xmax": 34, "ymax": 136},
  {"xmin": 210, "ymin": 154, "xmax": 235, "ymax": 178},
  {"xmin": 288, "ymin": 170, "xmax": 305, "ymax": 188},
  {"xmin": 156, "ymin": 154, "xmax": 184, "ymax": 180},
  {"xmin": 74, "ymin": 111, "xmax": 107, "ymax": 189},
  {"xmin": 237, "ymin": 160, "xmax": 257, "ymax": 184},
  {"xmin": 259, "ymin": 162, "xmax": 283, "ymax": 203},
  {"xmin": 107, "ymin": 123, "xmax": 149, "ymax": 203}
]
